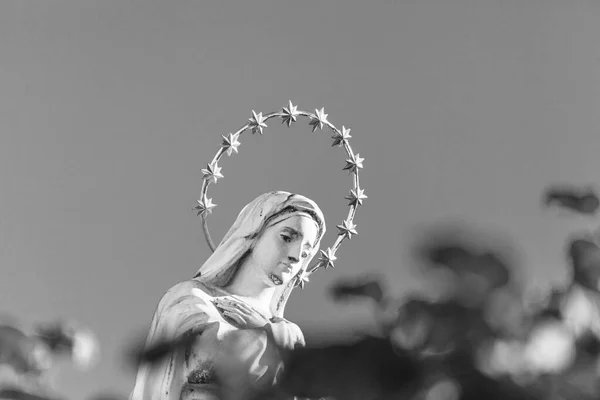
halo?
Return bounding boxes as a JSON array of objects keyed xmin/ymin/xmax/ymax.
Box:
[{"xmin": 195, "ymin": 101, "xmax": 366, "ymax": 288}]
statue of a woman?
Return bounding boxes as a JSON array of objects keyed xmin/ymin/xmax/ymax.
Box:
[{"xmin": 130, "ymin": 191, "xmax": 326, "ymax": 400}]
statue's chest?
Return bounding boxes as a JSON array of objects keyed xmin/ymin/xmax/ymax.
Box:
[{"xmin": 182, "ymin": 315, "xmax": 237, "ymax": 377}]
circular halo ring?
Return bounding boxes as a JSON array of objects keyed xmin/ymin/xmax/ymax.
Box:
[{"xmin": 195, "ymin": 101, "xmax": 366, "ymax": 288}]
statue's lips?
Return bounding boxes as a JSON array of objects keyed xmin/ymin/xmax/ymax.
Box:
[
  {"xmin": 269, "ymin": 263, "xmax": 295, "ymax": 285},
  {"xmin": 279, "ymin": 262, "xmax": 293, "ymax": 273}
]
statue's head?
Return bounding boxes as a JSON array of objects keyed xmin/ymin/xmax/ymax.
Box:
[
  {"xmin": 190, "ymin": 103, "xmax": 367, "ymax": 317},
  {"xmin": 194, "ymin": 191, "xmax": 326, "ymax": 316}
]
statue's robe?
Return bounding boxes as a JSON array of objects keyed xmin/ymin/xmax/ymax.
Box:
[{"xmin": 130, "ymin": 280, "xmax": 304, "ymax": 400}]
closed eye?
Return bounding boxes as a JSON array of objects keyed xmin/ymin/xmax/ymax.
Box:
[{"xmin": 281, "ymin": 234, "xmax": 292, "ymax": 243}]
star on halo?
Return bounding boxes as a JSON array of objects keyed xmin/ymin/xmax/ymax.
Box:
[
  {"xmin": 331, "ymin": 126, "xmax": 352, "ymax": 147},
  {"xmin": 337, "ymin": 219, "xmax": 358, "ymax": 239},
  {"xmin": 195, "ymin": 196, "xmax": 217, "ymax": 216},
  {"xmin": 318, "ymin": 248, "xmax": 337, "ymax": 269},
  {"xmin": 281, "ymin": 101, "xmax": 300, "ymax": 127},
  {"xmin": 345, "ymin": 188, "xmax": 368, "ymax": 207},
  {"xmin": 201, "ymin": 162, "xmax": 224, "ymax": 184},
  {"xmin": 343, "ymin": 153, "xmax": 364, "ymax": 174},
  {"xmin": 221, "ymin": 132, "xmax": 241, "ymax": 156},
  {"xmin": 296, "ymin": 271, "xmax": 311, "ymax": 289},
  {"xmin": 309, "ymin": 108, "xmax": 328, "ymax": 132},
  {"xmin": 248, "ymin": 111, "xmax": 268, "ymax": 135}
]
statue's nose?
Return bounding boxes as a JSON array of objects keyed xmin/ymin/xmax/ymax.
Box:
[{"xmin": 288, "ymin": 255, "xmax": 299, "ymax": 264}]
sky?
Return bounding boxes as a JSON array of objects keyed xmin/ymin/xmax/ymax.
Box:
[{"xmin": 0, "ymin": 1, "xmax": 599, "ymax": 399}]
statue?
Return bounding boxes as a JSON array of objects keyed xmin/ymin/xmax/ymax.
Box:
[
  {"xmin": 131, "ymin": 192, "xmax": 325, "ymax": 400},
  {"xmin": 130, "ymin": 103, "xmax": 366, "ymax": 400}
]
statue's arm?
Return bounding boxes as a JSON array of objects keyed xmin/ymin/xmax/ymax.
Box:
[
  {"xmin": 147, "ymin": 281, "xmax": 215, "ymax": 342},
  {"xmin": 266, "ymin": 318, "xmax": 305, "ymax": 350},
  {"xmin": 131, "ymin": 281, "xmax": 216, "ymax": 400}
]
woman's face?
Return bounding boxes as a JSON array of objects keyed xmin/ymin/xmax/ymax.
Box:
[{"xmin": 249, "ymin": 214, "xmax": 319, "ymax": 287}]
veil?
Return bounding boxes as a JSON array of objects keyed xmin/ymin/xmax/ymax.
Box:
[{"xmin": 193, "ymin": 191, "xmax": 326, "ymax": 318}]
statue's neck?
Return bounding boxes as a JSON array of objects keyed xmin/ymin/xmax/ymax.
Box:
[{"xmin": 221, "ymin": 259, "xmax": 277, "ymax": 316}]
